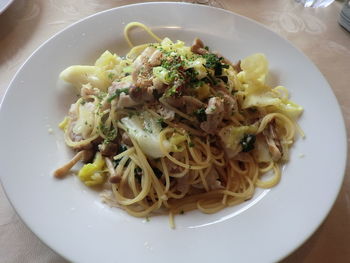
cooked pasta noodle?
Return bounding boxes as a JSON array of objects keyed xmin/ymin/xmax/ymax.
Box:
[{"xmin": 55, "ymin": 22, "xmax": 303, "ymax": 228}]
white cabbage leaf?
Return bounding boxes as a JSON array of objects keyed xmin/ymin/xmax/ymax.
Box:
[{"xmin": 121, "ymin": 112, "xmax": 167, "ymax": 159}]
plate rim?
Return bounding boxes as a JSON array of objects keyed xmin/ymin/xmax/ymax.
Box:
[
  {"xmin": 0, "ymin": 0, "xmax": 14, "ymax": 14},
  {"xmin": 0, "ymin": 2, "xmax": 347, "ymax": 262}
]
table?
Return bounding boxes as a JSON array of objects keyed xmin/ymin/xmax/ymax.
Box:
[{"xmin": 0, "ymin": 0, "xmax": 349, "ymax": 262}]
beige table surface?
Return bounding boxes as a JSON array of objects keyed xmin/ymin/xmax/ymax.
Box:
[{"xmin": 0, "ymin": 0, "xmax": 349, "ymax": 262}]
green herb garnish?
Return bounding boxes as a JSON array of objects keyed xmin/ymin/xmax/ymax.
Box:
[
  {"xmin": 108, "ymin": 73, "xmax": 115, "ymax": 80},
  {"xmin": 194, "ymin": 108, "xmax": 207, "ymax": 122},
  {"xmin": 152, "ymin": 167, "xmax": 163, "ymax": 179},
  {"xmin": 107, "ymin": 88, "xmax": 130, "ymax": 102},
  {"xmin": 240, "ymin": 134, "xmax": 256, "ymax": 152},
  {"xmin": 157, "ymin": 118, "xmax": 167, "ymax": 129}
]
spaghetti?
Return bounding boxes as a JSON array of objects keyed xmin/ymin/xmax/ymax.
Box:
[{"xmin": 55, "ymin": 22, "xmax": 303, "ymax": 228}]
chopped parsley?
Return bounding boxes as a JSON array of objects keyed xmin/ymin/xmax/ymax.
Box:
[
  {"xmin": 152, "ymin": 167, "xmax": 163, "ymax": 179},
  {"xmin": 99, "ymin": 123, "xmax": 117, "ymax": 144},
  {"xmin": 218, "ymin": 76, "xmax": 228, "ymax": 83},
  {"xmin": 188, "ymin": 141, "xmax": 195, "ymax": 147},
  {"xmin": 203, "ymin": 53, "xmax": 222, "ymax": 68},
  {"xmin": 157, "ymin": 118, "xmax": 168, "ymax": 129},
  {"xmin": 152, "ymin": 89, "xmax": 162, "ymax": 99},
  {"xmin": 161, "ymin": 55, "xmax": 184, "ymax": 72},
  {"xmin": 119, "ymin": 144, "xmax": 128, "ymax": 153},
  {"xmin": 194, "ymin": 107, "xmax": 207, "ymax": 122},
  {"xmin": 184, "ymin": 68, "xmax": 202, "ymax": 88},
  {"xmin": 165, "ymin": 85, "xmax": 183, "ymax": 97},
  {"xmin": 203, "ymin": 74, "xmax": 218, "ymax": 86},
  {"xmin": 202, "ymin": 53, "xmax": 229, "ymax": 77},
  {"xmin": 97, "ymin": 92, "xmax": 107, "ymax": 101},
  {"xmin": 108, "ymin": 73, "xmax": 115, "ymax": 80},
  {"xmin": 107, "ymin": 88, "xmax": 130, "ymax": 102},
  {"xmin": 240, "ymin": 134, "xmax": 256, "ymax": 152}
]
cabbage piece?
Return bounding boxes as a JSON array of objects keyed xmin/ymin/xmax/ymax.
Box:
[
  {"xmin": 270, "ymin": 101, "xmax": 303, "ymax": 119},
  {"xmin": 121, "ymin": 112, "xmax": 166, "ymax": 159},
  {"xmin": 160, "ymin": 38, "xmax": 191, "ymax": 57},
  {"xmin": 72, "ymin": 101, "xmax": 95, "ymax": 139},
  {"xmin": 78, "ymin": 153, "xmax": 106, "ymax": 186},
  {"xmin": 169, "ymin": 134, "xmax": 187, "ymax": 152},
  {"xmin": 121, "ymin": 112, "xmax": 164, "ymax": 158},
  {"xmin": 60, "ymin": 50, "xmax": 123, "ymax": 91},
  {"xmin": 60, "ymin": 65, "xmax": 110, "ymax": 91},
  {"xmin": 95, "ymin": 50, "xmax": 120, "ymax": 69},
  {"xmin": 252, "ymin": 135, "xmax": 272, "ymax": 163},
  {"xmin": 218, "ymin": 125, "xmax": 257, "ymax": 154},
  {"xmin": 240, "ymin": 53, "xmax": 268, "ymax": 84},
  {"xmin": 194, "ymin": 83, "xmax": 210, "ymax": 100},
  {"xmin": 239, "ymin": 54, "xmax": 303, "ymax": 119},
  {"xmin": 242, "ymin": 82, "xmax": 303, "ymax": 119},
  {"xmin": 237, "ymin": 53, "xmax": 269, "ymax": 94},
  {"xmin": 121, "ymin": 112, "xmax": 187, "ymax": 158},
  {"xmin": 185, "ymin": 57, "xmax": 207, "ymax": 79},
  {"xmin": 153, "ymin": 66, "xmax": 172, "ymax": 84},
  {"xmin": 226, "ymin": 67, "xmax": 242, "ymax": 93}
]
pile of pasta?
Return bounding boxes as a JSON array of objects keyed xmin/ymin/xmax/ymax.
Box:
[{"xmin": 54, "ymin": 23, "xmax": 303, "ymax": 227}]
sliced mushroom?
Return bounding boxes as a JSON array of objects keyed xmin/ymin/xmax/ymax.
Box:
[
  {"xmin": 105, "ymin": 157, "xmax": 121, "ymax": 184},
  {"xmin": 109, "ymin": 175, "xmax": 121, "ymax": 184},
  {"xmin": 232, "ymin": 60, "xmax": 242, "ymax": 73},
  {"xmin": 263, "ymin": 122, "xmax": 282, "ymax": 161},
  {"xmin": 191, "ymin": 38, "xmax": 208, "ymax": 55},
  {"xmin": 100, "ymin": 142, "xmax": 119, "ymax": 157},
  {"xmin": 121, "ymin": 132, "xmax": 133, "ymax": 146},
  {"xmin": 54, "ymin": 150, "xmax": 94, "ymax": 178}
]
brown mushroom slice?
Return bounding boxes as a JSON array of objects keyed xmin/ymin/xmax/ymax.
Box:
[
  {"xmin": 121, "ymin": 132, "xmax": 133, "ymax": 146},
  {"xmin": 105, "ymin": 157, "xmax": 121, "ymax": 184},
  {"xmin": 191, "ymin": 38, "xmax": 208, "ymax": 55},
  {"xmin": 54, "ymin": 150, "xmax": 94, "ymax": 178},
  {"xmin": 263, "ymin": 123, "xmax": 282, "ymax": 161},
  {"xmin": 100, "ymin": 142, "xmax": 119, "ymax": 157},
  {"xmin": 265, "ymin": 136, "xmax": 282, "ymax": 161},
  {"xmin": 232, "ymin": 60, "xmax": 242, "ymax": 73}
]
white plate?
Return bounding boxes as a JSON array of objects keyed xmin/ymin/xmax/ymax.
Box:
[
  {"xmin": 0, "ymin": 3, "xmax": 347, "ymax": 263},
  {"xmin": 0, "ymin": 0, "xmax": 13, "ymax": 14}
]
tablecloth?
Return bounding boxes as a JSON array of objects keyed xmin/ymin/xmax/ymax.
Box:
[{"xmin": 0, "ymin": 0, "xmax": 349, "ymax": 262}]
